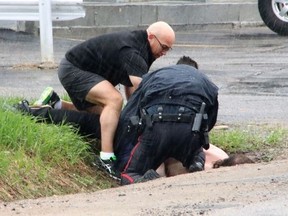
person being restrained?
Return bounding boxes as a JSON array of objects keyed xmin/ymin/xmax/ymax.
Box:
[{"xmin": 16, "ymin": 56, "xmax": 250, "ymax": 183}]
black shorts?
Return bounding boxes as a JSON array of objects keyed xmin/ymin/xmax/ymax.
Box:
[{"xmin": 58, "ymin": 58, "xmax": 105, "ymax": 110}]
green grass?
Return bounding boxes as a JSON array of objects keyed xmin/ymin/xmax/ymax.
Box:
[
  {"xmin": 0, "ymin": 97, "xmax": 287, "ymax": 202},
  {"xmin": 210, "ymin": 125, "xmax": 288, "ymax": 161},
  {"xmin": 0, "ymin": 98, "xmax": 117, "ymax": 202}
]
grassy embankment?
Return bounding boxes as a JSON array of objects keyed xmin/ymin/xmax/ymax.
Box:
[
  {"xmin": 0, "ymin": 97, "xmax": 118, "ymax": 202},
  {"xmin": 0, "ymin": 97, "xmax": 287, "ymax": 202}
]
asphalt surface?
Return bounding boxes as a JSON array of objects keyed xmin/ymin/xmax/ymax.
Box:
[
  {"xmin": 0, "ymin": 26, "xmax": 287, "ymax": 126},
  {"xmin": 1, "ymin": 159, "xmax": 288, "ymax": 216},
  {"xmin": 1, "ymin": 25, "xmax": 288, "ymax": 215}
]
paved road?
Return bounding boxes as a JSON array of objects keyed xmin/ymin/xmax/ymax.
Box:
[
  {"xmin": 1, "ymin": 26, "xmax": 287, "ymax": 126},
  {"xmin": 1, "ymin": 26, "xmax": 288, "ymax": 215},
  {"xmin": 1, "ymin": 159, "xmax": 288, "ymax": 215}
]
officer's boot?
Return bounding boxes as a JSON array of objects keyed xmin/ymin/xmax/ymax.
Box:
[{"xmin": 188, "ymin": 152, "xmax": 205, "ymax": 172}]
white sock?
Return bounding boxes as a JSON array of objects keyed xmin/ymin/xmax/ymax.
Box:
[
  {"xmin": 100, "ymin": 152, "xmax": 115, "ymax": 160},
  {"xmin": 54, "ymin": 100, "xmax": 62, "ymax": 109}
]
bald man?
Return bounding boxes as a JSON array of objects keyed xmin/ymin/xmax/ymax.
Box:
[{"xmin": 35, "ymin": 21, "xmax": 175, "ymax": 179}]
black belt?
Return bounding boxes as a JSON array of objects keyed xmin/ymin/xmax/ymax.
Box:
[{"xmin": 151, "ymin": 114, "xmax": 195, "ymax": 123}]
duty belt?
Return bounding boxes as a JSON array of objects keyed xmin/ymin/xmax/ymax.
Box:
[
  {"xmin": 141, "ymin": 105, "xmax": 196, "ymax": 128},
  {"xmin": 151, "ymin": 114, "xmax": 195, "ymax": 123},
  {"xmin": 140, "ymin": 103, "xmax": 210, "ymax": 150}
]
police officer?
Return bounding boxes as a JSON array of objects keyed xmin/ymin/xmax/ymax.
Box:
[
  {"xmin": 115, "ymin": 56, "xmax": 219, "ymax": 185},
  {"xmin": 15, "ymin": 56, "xmax": 218, "ymax": 183}
]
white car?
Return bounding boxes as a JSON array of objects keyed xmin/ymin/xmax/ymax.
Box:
[{"xmin": 258, "ymin": 0, "xmax": 288, "ymax": 35}]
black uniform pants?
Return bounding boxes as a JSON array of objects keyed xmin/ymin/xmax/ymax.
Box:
[{"xmin": 121, "ymin": 105, "xmax": 205, "ymax": 185}]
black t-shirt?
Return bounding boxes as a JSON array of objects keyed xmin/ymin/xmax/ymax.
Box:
[{"xmin": 65, "ymin": 30, "xmax": 155, "ymax": 86}]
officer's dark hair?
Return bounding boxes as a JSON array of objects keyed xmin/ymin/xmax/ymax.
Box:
[{"xmin": 176, "ymin": 56, "xmax": 198, "ymax": 69}]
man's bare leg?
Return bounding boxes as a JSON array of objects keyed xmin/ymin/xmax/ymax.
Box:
[{"xmin": 85, "ymin": 81, "xmax": 123, "ymax": 156}]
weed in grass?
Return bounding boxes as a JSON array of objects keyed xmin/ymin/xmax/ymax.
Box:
[
  {"xmin": 210, "ymin": 129, "xmax": 257, "ymax": 153},
  {"xmin": 210, "ymin": 125, "xmax": 288, "ymax": 158},
  {"xmin": 265, "ymin": 129, "xmax": 286, "ymax": 145}
]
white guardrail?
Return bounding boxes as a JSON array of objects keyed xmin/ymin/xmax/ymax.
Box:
[
  {"xmin": 0, "ymin": 0, "xmax": 85, "ymax": 63},
  {"xmin": 0, "ymin": 0, "xmax": 85, "ymax": 21}
]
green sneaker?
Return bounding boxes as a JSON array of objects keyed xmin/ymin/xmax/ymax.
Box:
[
  {"xmin": 94, "ymin": 155, "xmax": 120, "ymax": 181},
  {"xmin": 33, "ymin": 87, "xmax": 60, "ymax": 107}
]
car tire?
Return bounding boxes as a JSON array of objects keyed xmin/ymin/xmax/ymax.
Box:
[{"xmin": 258, "ymin": 0, "xmax": 288, "ymax": 36}]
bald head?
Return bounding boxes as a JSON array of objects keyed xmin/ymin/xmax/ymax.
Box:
[
  {"xmin": 147, "ymin": 21, "xmax": 175, "ymax": 45},
  {"xmin": 147, "ymin": 21, "xmax": 175, "ymax": 58}
]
